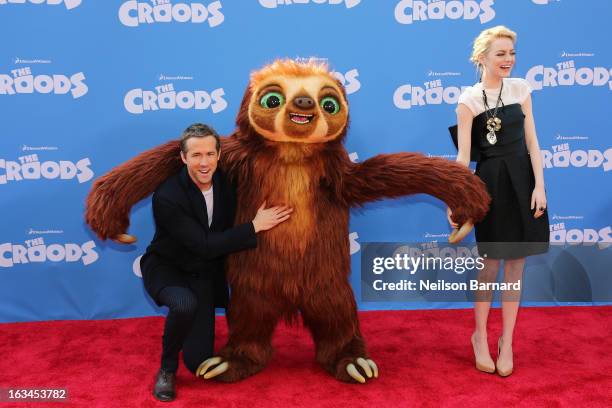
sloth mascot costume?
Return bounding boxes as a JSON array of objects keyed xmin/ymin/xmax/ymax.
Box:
[{"xmin": 85, "ymin": 59, "xmax": 490, "ymax": 384}]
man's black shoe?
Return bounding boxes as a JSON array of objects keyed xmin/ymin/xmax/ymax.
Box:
[{"xmin": 153, "ymin": 369, "xmax": 176, "ymax": 402}]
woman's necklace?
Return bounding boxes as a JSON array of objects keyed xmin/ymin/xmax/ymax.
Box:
[{"xmin": 482, "ymin": 80, "xmax": 504, "ymax": 145}]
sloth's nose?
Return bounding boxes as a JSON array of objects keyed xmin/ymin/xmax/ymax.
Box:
[{"xmin": 293, "ymin": 96, "xmax": 315, "ymax": 110}]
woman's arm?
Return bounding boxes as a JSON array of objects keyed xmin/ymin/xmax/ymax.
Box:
[
  {"xmin": 456, "ymin": 103, "xmax": 475, "ymax": 168},
  {"xmin": 447, "ymin": 103, "xmax": 476, "ymax": 228},
  {"xmin": 522, "ymin": 94, "xmax": 547, "ymax": 219}
]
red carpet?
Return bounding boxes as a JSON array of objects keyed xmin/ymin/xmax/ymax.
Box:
[{"xmin": 1, "ymin": 307, "xmax": 611, "ymax": 407}]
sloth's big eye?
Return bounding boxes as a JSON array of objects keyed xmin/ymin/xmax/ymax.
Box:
[
  {"xmin": 260, "ymin": 92, "xmax": 285, "ymax": 109},
  {"xmin": 320, "ymin": 96, "xmax": 340, "ymax": 115}
]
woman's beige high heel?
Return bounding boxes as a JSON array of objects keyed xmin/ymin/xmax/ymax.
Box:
[
  {"xmin": 471, "ymin": 333, "xmax": 495, "ymax": 373},
  {"xmin": 496, "ymin": 337, "xmax": 514, "ymax": 377}
]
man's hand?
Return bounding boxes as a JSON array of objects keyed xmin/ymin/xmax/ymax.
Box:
[{"xmin": 252, "ymin": 201, "xmax": 293, "ymax": 233}]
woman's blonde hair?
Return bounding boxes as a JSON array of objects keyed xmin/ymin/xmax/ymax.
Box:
[{"xmin": 470, "ymin": 25, "xmax": 517, "ymax": 72}]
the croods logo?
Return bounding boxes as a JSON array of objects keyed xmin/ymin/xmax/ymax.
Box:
[
  {"xmin": 550, "ymin": 222, "xmax": 612, "ymax": 247},
  {"xmin": 395, "ymin": 0, "xmax": 495, "ymax": 25},
  {"xmin": 331, "ymin": 69, "xmax": 361, "ymax": 95},
  {"xmin": 526, "ymin": 60, "xmax": 612, "ymax": 91},
  {"xmin": 0, "ymin": 153, "xmax": 94, "ymax": 184},
  {"xmin": 419, "ymin": 241, "xmax": 480, "ymax": 262},
  {"xmin": 0, "ymin": 0, "xmax": 81, "ymax": 9},
  {"xmin": 541, "ymin": 143, "xmax": 612, "ymax": 172},
  {"xmin": 0, "ymin": 66, "xmax": 88, "ymax": 99},
  {"xmin": 124, "ymin": 82, "xmax": 227, "ymax": 115},
  {"xmin": 259, "ymin": 0, "xmax": 361, "ymax": 9},
  {"xmin": 0, "ymin": 236, "xmax": 98, "ymax": 268},
  {"xmin": 118, "ymin": 0, "xmax": 224, "ymax": 27},
  {"xmin": 393, "ymin": 78, "xmax": 467, "ymax": 109}
]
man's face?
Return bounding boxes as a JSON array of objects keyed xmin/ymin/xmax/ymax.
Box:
[{"xmin": 180, "ymin": 135, "xmax": 220, "ymax": 191}]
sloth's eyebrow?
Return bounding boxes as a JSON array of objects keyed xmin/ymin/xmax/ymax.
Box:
[
  {"xmin": 260, "ymin": 83, "xmax": 282, "ymax": 92},
  {"xmin": 321, "ymin": 85, "xmax": 339, "ymax": 94}
]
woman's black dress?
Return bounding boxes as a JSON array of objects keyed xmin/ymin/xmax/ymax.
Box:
[{"xmin": 472, "ymin": 102, "xmax": 550, "ymax": 259}]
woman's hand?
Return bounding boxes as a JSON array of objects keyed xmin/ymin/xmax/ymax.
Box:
[
  {"xmin": 446, "ymin": 207, "xmax": 474, "ymax": 244},
  {"xmin": 531, "ymin": 186, "xmax": 547, "ymax": 219},
  {"xmin": 447, "ymin": 207, "xmax": 459, "ymax": 229}
]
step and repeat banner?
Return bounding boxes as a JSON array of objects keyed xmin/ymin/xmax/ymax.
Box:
[{"xmin": 1, "ymin": 0, "xmax": 610, "ymax": 322}]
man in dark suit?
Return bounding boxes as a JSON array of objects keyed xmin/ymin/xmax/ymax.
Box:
[{"xmin": 140, "ymin": 123, "xmax": 291, "ymax": 402}]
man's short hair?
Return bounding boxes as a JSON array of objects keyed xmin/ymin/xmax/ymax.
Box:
[{"xmin": 180, "ymin": 123, "xmax": 221, "ymax": 153}]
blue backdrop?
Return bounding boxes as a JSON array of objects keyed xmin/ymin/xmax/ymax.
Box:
[{"xmin": 1, "ymin": 0, "xmax": 610, "ymax": 322}]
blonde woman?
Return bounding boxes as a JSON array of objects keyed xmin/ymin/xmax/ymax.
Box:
[{"xmin": 448, "ymin": 26, "xmax": 549, "ymax": 377}]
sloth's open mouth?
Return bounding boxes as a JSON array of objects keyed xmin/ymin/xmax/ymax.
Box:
[{"xmin": 289, "ymin": 112, "xmax": 314, "ymax": 124}]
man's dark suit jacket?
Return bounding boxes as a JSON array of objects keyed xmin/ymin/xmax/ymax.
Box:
[{"xmin": 140, "ymin": 166, "xmax": 257, "ymax": 307}]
